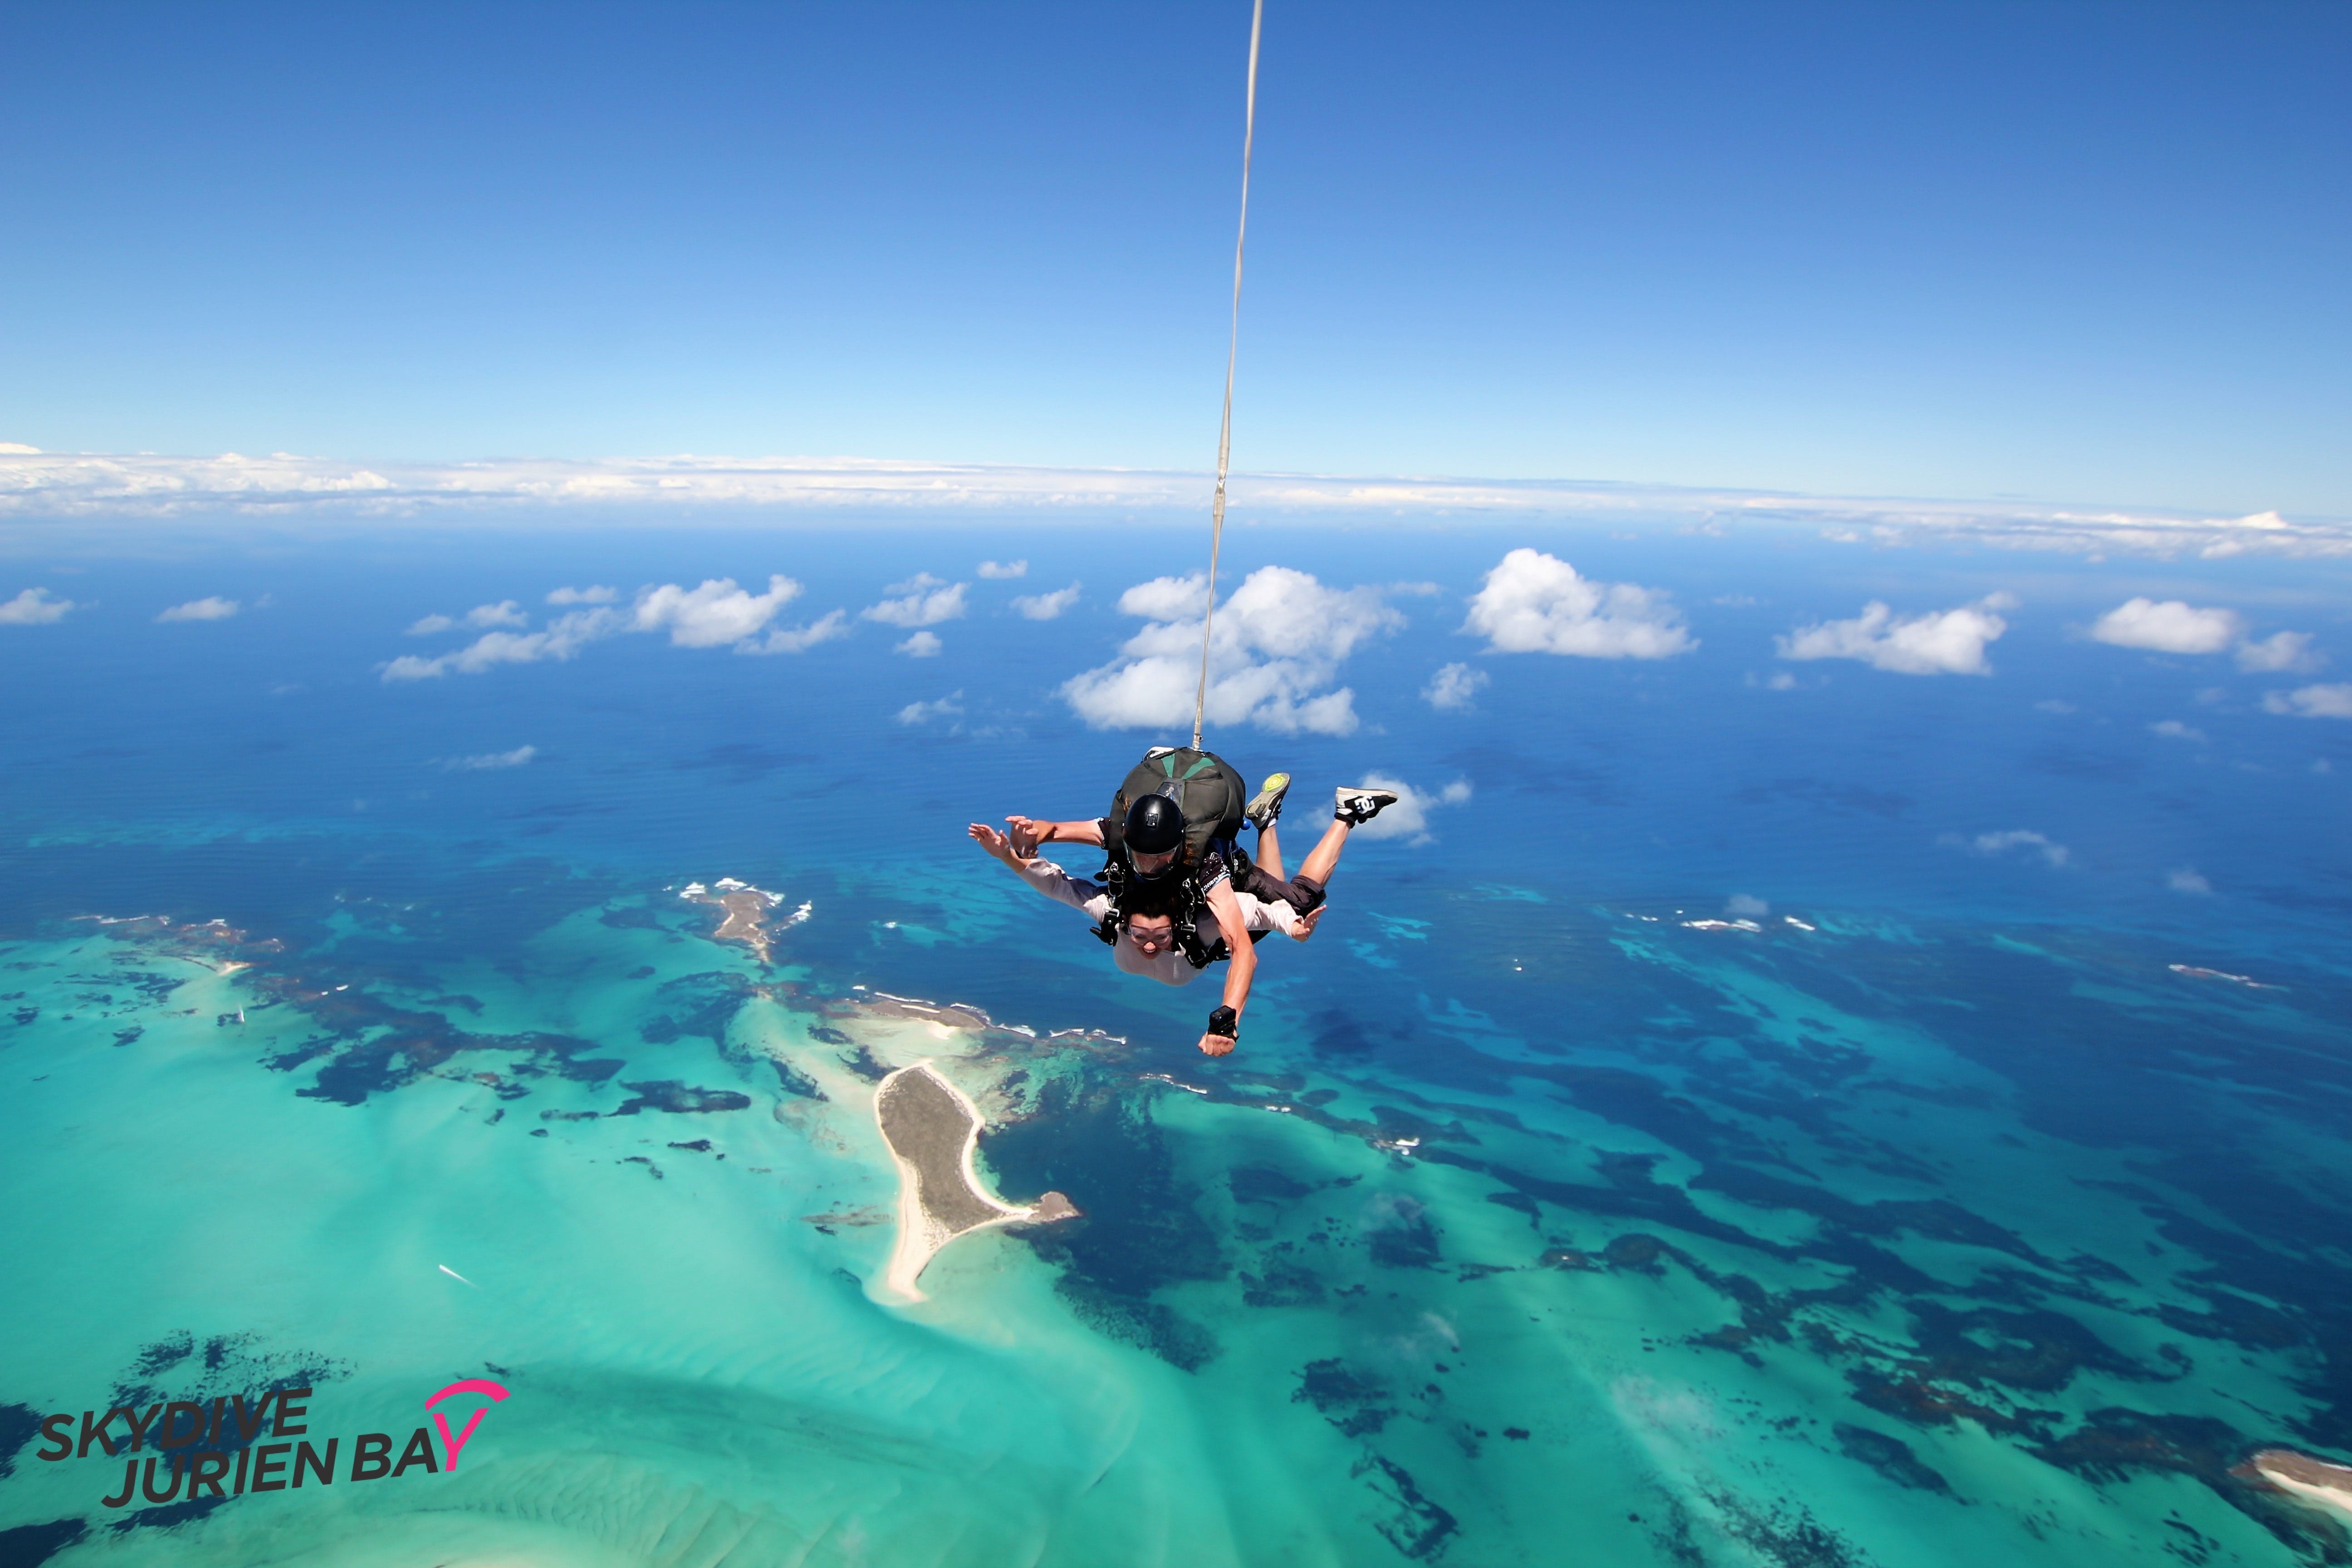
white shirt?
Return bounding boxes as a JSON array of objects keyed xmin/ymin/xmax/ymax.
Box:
[{"xmin": 1018, "ymin": 858, "xmax": 1297, "ymax": 988}]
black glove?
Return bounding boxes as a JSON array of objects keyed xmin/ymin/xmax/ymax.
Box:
[{"xmin": 1206, "ymin": 1005, "xmax": 1239, "ymax": 1039}]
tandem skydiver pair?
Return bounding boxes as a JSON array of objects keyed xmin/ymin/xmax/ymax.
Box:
[{"xmin": 967, "ymin": 746, "xmax": 1395, "ymax": 1057}]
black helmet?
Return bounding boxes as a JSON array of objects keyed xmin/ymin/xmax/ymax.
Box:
[{"xmin": 1123, "ymin": 794, "xmax": 1186, "ymax": 874}]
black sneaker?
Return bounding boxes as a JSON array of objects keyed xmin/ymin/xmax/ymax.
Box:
[
  {"xmin": 1334, "ymin": 786, "xmax": 1399, "ymax": 827},
  {"xmin": 1245, "ymin": 773, "xmax": 1292, "ymax": 830}
]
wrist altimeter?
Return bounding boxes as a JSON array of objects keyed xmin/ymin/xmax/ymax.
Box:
[{"xmin": 1206, "ymin": 1005, "xmax": 1239, "ymax": 1039}]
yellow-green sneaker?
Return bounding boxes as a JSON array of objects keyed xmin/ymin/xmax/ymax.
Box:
[{"xmin": 1245, "ymin": 773, "xmax": 1292, "ymax": 830}]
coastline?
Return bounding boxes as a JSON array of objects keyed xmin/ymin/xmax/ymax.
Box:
[{"xmin": 873, "ymin": 1060, "xmax": 1062, "ymax": 1302}]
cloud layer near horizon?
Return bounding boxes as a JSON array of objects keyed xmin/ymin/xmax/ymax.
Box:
[{"xmin": 3, "ymin": 448, "xmax": 2342, "ymax": 559}]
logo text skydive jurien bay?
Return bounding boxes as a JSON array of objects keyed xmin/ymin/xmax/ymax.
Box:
[{"xmin": 33, "ymin": 1379, "xmax": 510, "ymax": 1509}]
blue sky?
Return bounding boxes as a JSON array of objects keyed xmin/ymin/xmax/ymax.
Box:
[{"xmin": 5, "ymin": 1, "xmax": 2348, "ymax": 514}]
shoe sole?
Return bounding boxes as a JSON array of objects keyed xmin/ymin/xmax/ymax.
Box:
[{"xmin": 1245, "ymin": 773, "xmax": 1292, "ymax": 828}]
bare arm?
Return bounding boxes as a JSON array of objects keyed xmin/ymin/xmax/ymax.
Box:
[
  {"xmin": 970, "ymin": 823, "xmax": 1114, "ymax": 922},
  {"xmin": 1005, "ymin": 816, "xmax": 1103, "ymax": 858},
  {"xmin": 967, "ymin": 821, "xmax": 1034, "ymax": 872},
  {"xmin": 1196, "ymin": 880, "xmax": 1256, "ymax": 1057}
]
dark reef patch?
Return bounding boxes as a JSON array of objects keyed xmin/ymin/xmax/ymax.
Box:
[
  {"xmin": 985, "ymin": 1075, "xmax": 1226, "ymax": 1370},
  {"xmin": 1362, "ymin": 1455, "xmax": 1460, "ymax": 1561},
  {"xmin": 109, "ymin": 1494, "xmax": 231, "ymax": 1534},
  {"xmin": 1900, "ymin": 1301, "xmax": 2151, "ymax": 1393},
  {"xmin": 0, "ymin": 1518, "xmax": 89, "ymax": 1565},
  {"xmin": 835, "ymin": 1043, "xmax": 892, "ymax": 1083},
  {"xmin": 2036, "ymin": 1410, "xmax": 2351, "ymax": 1563},
  {"xmin": 1294, "ymin": 1359, "xmax": 1395, "ymax": 1437},
  {"xmin": 1367, "ymin": 1200, "xmax": 1444, "ymax": 1270},
  {"xmin": 130, "ymin": 1331, "xmax": 195, "ymax": 1378},
  {"xmin": 1052, "ymin": 1277, "xmax": 1218, "ymax": 1372},
  {"xmin": 1834, "ymin": 1422, "xmax": 1952, "ymax": 1494},
  {"xmin": 611, "ymin": 1080, "xmax": 751, "ymax": 1115},
  {"xmin": 1241, "ymin": 1261, "xmax": 1324, "ymax": 1308},
  {"xmin": 0, "ymin": 1403, "xmax": 42, "ymax": 1478},
  {"xmin": 1230, "ymin": 1165, "xmax": 1313, "ymax": 1205},
  {"xmin": 769, "ymin": 1057, "xmax": 826, "ymax": 1099}
]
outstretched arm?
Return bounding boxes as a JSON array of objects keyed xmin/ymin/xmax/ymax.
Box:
[
  {"xmin": 967, "ymin": 821, "xmax": 1034, "ymax": 872},
  {"xmin": 1196, "ymin": 881, "xmax": 1256, "ymax": 1057},
  {"xmin": 1005, "ymin": 816, "xmax": 1104, "ymax": 858},
  {"xmin": 971, "ymin": 822, "xmax": 1114, "ymax": 921}
]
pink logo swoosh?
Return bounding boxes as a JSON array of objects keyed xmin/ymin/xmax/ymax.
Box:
[{"xmin": 424, "ymin": 1378, "xmax": 510, "ymax": 1470}]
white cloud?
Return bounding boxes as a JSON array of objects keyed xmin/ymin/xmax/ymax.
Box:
[
  {"xmin": 10, "ymin": 451, "xmax": 2341, "ymax": 559},
  {"xmin": 443, "ymin": 745, "xmax": 536, "ymax": 771},
  {"xmin": 408, "ymin": 600, "xmax": 528, "ymax": 635},
  {"xmin": 2090, "ymin": 597, "xmax": 2243, "ymax": 655},
  {"xmin": 1062, "ymin": 565, "xmax": 1402, "ymax": 736},
  {"xmin": 2236, "ymin": 630, "xmax": 2322, "ymax": 673},
  {"xmin": 2263, "ymin": 683, "xmax": 2352, "ymax": 719},
  {"xmin": 1349, "ymin": 774, "xmax": 1473, "ymax": 844},
  {"xmin": 977, "ymin": 560, "xmax": 1028, "ymax": 580},
  {"xmin": 546, "ymin": 585, "xmax": 617, "ymax": 605},
  {"xmin": 633, "ymin": 574, "xmax": 803, "ymax": 647},
  {"xmin": 740, "ymin": 608, "xmax": 850, "ymax": 655},
  {"xmin": 1011, "ymin": 583, "xmax": 1082, "ymax": 621},
  {"xmin": 896, "ymin": 691, "xmax": 965, "ymax": 725},
  {"xmin": 1956, "ymin": 828, "xmax": 2070, "ymax": 867},
  {"xmin": 2149, "ymin": 720, "xmax": 2206, "ymax": 742},
  {"xmin": 157, "ymin": 596, "xmax": 239, "ymax": 622},
  {"xmin": 1780, "ymin": 593, "xmax": 2015, "ymax": 676},
  {"xmin": 381, "ymin": 608, "xmax": 622, "ymax": 681},
  {"xmin": 0, "ymin": 587, "xmax": 74, "ymax": 624},
  {"xmin": 1744, "ymin": 670, "xmax": 1799, "ymax": 691},
  {"xmin": 1725, "ymin": 893, "xmax": 1770, "ymax": 917},
  {"xmin": 1118, "ymin": 573, "xmax": 1212, "ymax": 621},
  {"xmin": 865, "ymin": 573, "xmax": 968, "ymax": 628},
  {"xmin": 1424, "ymin": 662, "xmax": 1490, "ymax": 711},
  {"xmin": 2167, "ymin": 867, "xmax": 2212, "ymax": 895},
  {"xmin": 896, "ymin": 630, "xmax": 943, "ymax": 657},
  {"xmin": 1462, "ymin": 548, "xmax": 1693, "ymax": 659},
  {"xmin": 384, "ymin": 572, "xmax": 844, "ymax": 679}
]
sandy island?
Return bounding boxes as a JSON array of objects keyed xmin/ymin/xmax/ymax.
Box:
[
  {"xmin": 873, "ymin": 1060, "xmax": 1074, "ymax": 1300},
  {"xmin": 2249, "ymin": 1450, "xmax": 2352, "ymax": 1521},
  {"xmin": 680, "ymin": 877, "xmax": 808, "ymax": 965}
]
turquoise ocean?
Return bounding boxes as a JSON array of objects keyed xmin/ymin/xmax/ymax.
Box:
[{"xmin": 3, "ymin": 520, "xmax": 2349, "ymax": 1566}]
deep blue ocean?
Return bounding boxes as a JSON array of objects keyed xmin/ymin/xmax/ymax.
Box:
[{"xmin": 4, "ymin": 517, "xmax": 2349, "ymax": 1567}]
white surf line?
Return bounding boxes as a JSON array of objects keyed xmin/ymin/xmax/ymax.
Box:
[
  {"xmin": 873, "ymin": 1060, "xmax": 1036, "ymax": 1303},
  {"xmin": 438, "ymin": 1264, "xmax": 479, "ymax": 1288}
]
